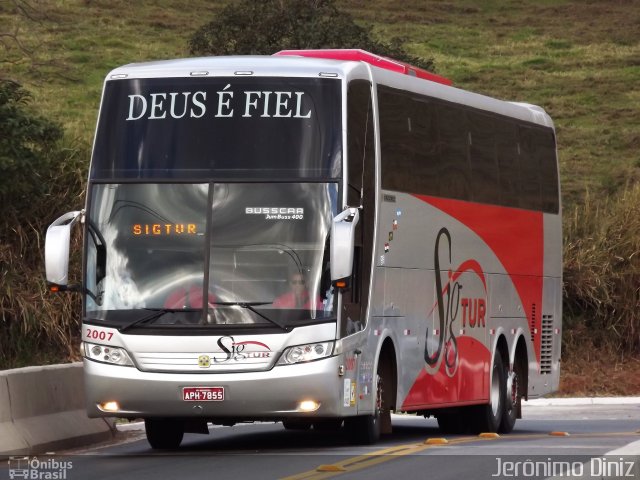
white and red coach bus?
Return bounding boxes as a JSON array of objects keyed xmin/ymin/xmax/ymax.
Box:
[{"xmin": 45, "ymin": 49, "xmax": 561, "ymax": 449}]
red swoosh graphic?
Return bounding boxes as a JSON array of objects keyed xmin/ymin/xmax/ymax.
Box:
[
  {"xmin": 428, "ymin": 259, "xmax": 487, "ymax": 316},
  {"xmin": 235, "ymin": 341, "xmax": 271, "ymax": 351}
]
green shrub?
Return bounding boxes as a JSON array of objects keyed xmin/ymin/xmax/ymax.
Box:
[
  {"xmin": 0, "ymin": 80, "xmax": 86, "ymax": 368},
  {"xmin": 0, "ymin": 80, "xmax": 64, "ymax": 208}
]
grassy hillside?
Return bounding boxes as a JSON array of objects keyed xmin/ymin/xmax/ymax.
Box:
[
  {"xmin": 3, "ymin": 0, "xmax": 639, "ymax": 203},
  {"xmin": 346, "ymin": 0, "xmax": 640, "ymax": 203},
  {"xmin": 1, "ymin": 0, "xmax": 639, "ymax": 392}
]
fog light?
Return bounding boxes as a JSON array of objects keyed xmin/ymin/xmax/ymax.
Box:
[
  {"xmin": 100, "ymin": 401, "xmax": 120, "ymax": 412},
  {"xmin": 298, "ymin": 400, "xmax": 320, "ymax": 412}
]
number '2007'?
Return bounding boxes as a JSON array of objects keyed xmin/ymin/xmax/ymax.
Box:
[{"xmin": 86, "ymin": 328, "xmax": 113, "ymax": 341}]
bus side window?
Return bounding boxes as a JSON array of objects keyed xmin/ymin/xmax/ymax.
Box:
[
  {"xmin": 468, "ymin": 111, "xmax": 499, "ymax": 205},
  {"xmin": 537, "ymin": 129, "xmax": 559, "ymax": 214},
  {"xmin": 495, "ymin": 119, "xmax": 520, "ymax": 209},
  {"xmin": 518, "ymin": 126, "xmax": 542, "ymax": 211},
  {"xmin": 437, "ymin": 103, "xmax": 471, "ymax": 202}
]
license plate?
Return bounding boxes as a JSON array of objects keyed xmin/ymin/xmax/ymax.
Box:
[{"xmin": 182, "ymin": 387, "xmax": 224, "ymax": 401}]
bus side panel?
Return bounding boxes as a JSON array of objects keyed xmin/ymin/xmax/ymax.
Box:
[
  {"xmin": 527, "ymin": 275, "xmax": 562, "ymax": 397},
  {"xmin": 543, "ymin": 212, "xmax": 563, "ymax": 395},
  {"xmin": 373, "ymin": 192, "xmax": 559, "ymax": 410},
  {"xmin": 376, "ymin": 193, "xmax": 495, "ymax": 409}
]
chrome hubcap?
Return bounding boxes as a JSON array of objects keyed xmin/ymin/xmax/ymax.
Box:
[
  {"xmin": 490, "ymin": 366, "xmax": 500, "ymax": 417},
  {"xmin": 375, "ymin": 373, "xmax": 383, "ymax": 417},
  {"xmin": 506, "ymin": 370, "xmax": 518, "ymax": 412}
]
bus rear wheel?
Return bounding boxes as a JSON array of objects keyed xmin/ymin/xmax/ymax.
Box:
[
  {"xmin": 499, "ymin": 356, "xmax": 523, "ymax": 433},
  {"xmin": 471, "ymin": 353, "xmax": 506, "ymax": 433},
  {"xmin": 145, "ymin": 418, "xmax": 184, "ymax": 449}
]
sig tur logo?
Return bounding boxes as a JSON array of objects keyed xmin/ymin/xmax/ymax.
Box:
[
  {"xmin": 196, "ymin": 337, "xmax": 272, "ymax": 368},
  {"xmin": 425, "ymin": 227, "xmax": 488, "ymax": 377}
]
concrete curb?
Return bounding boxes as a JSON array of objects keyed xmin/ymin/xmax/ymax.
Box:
[
  {"xmin": 0, "ymin": 363, "xmax": 114, "ymax": 455},
  {"xmin": 524, "ymin": 397, "xmax": 640, "ymax": 406}
]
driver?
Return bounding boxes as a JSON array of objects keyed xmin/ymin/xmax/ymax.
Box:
[{"xmin": 273, "ymin": 272, "xmax": 322, "ymax": 310}]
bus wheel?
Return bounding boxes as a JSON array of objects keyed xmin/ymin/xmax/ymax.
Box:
[
  {"xmin": 471, "ymin": 354, "xmax": 506, "ymax": 433},
  {"xmin": 145, "ymin": 418, "xmax": 184, "ymax": 449},
  {"xmin": 313, "ymin": 419, "xmax": 343, "ymax": 431},
  {"xmin": 345, "ymin": 369, "xmax": 384, "ymax": 445},
  {"xmin": 499, "ymin": 359, "xmax": 522, "ymax": 433},
  {"xmin": 282, "ymin": 419, "xmax": 312, "ymax": 431}
]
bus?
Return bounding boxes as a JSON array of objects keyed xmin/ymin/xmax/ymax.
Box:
[{"xmin": 45, "ymin": 49, "xmax": 562, "ymax": 449}]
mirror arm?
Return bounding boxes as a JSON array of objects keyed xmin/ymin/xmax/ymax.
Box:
[{"xmin": 48, "ymin": 282, "xmax": 102, "ymax": 304}]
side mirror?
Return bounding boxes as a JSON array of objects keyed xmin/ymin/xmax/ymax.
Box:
[
  {"xmin": 330, "ymin": 207, "xmax": 360, "ymax": 285},
  {"xmin": 45, "ymin": 211, "xmax": 82, "ymax": 288}
]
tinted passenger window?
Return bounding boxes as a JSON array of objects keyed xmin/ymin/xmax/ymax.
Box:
[
  {"xmin": 437, "ymin": 104, "xmax": 470, "ymax": 201},
  {"xmin": 377, "ymin": 85, "xmax": 558, "ymax": 213},
  {"xmin": 468, "ymin": 112, "xmax": 499, "ymax": 204},
  {"xmin": 518, "ymin": 126, "xmax": 542, "ymax": 211},
  {"xmin": 537, "ymin": 129, "xmax": 559, "ymax": 213},
  {"xmin": 495, "ymin": 119, "xmax": 520, "ymax": 208},
  {"xmin": 410, "ymin": 97, "xmax": 441, "ymax": 196},
  {"xmin": 378, "ymin": 89, "xmax": 412, "ymax": 192}
]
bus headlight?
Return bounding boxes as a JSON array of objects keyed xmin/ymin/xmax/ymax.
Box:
[
  {"xmin": 278, "ymin": 341, "xmax": 334, "ymax": 365},
  {"xmin": 83, "ymin": 342, "xmax": 134, "ymax": 366}
]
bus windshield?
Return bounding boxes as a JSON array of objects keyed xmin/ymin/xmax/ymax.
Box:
[
  {"xmin": 91, "ymin": 76, "xmax": 342, "ymax": 180},
  {"xmin": 84, "ymin": 75, "xmax": 342, "ymax": 330},
  {"xmin": 85, "ymin": 182, "xmax": 338, "ymax": 329}
]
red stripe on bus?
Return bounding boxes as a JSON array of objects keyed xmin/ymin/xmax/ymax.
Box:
[
  {"xmin": 402, "ymin": 336, "xmax": 491, "ymax": 409},
  {"xmin": 413, "ymin": 194, "xmax": 544, "ymax": 362},
  {"xmin": 235, "ymin": 341, "xmax": 271, "ymax": 350}
]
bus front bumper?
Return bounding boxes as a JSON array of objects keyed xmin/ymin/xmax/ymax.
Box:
[{"xmin": 84, "ymin": 356, "xmax": 345, "ymax": 420}]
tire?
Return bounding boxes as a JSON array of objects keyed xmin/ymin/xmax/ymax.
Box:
[
  {"xmin": 470, "ymin": 353, "xmax": 506, "ymax": 434},
  {"xmin": 282, "ymin": 419, "xmax": 312, "ymax": 431},
  {"xmin": 345, "ymin": 368, "xmax": 385, "ymax": 445},
  {"xmin": 499, "ymin": 356, "xmax": 523, "ymax": 434},
  {"xmin": 313, "ymin": 419, "xmax": 343, "ymax": 431},
  {"xmin": 145, "ymin": 418, "xmax": 184, "ymax": 449},
  {"xmin": 345, "ymin": 412, "xmax": 380, "ymax": 445}
]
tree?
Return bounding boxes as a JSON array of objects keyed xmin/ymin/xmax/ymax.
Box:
[
  {"xmin": 189, "ymin": 0, "xmax": 434, "ymax": 72},
  {"xmin": 0, "ymin": 79, "xmax": 84, "ymax": 368},
  {"xmin": 0, "ymin": 79, "xmax": 62, "ymax": 205}
]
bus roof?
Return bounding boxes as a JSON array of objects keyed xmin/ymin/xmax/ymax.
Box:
[
  {"xmin": 104, "ymin": 53, "xmax": 553, "ymax": 129},
  {"xmin": 274, "ymin": 49, "xmax": 453, "ymax": 86},
  {"xmin": 105, "ymin": 55, "xmax": 364, "ymax": 79}
]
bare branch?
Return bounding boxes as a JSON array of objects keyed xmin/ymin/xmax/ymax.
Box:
[
  {"xmin": 0, "ymin": 29, "xmax": 35, "ymax": 55},
  {"xmin": 11, "ymin": 0, "xmax": 47, "ymax": 23}
]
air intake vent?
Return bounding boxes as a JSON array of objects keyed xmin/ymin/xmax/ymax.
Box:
[
  {"xmin": 540, "ymin": 314, "xmax": 554, "ymax": 375},
  {"xmin": 530, "ymin": 304, "xmax": 537, "ymax": 343}
]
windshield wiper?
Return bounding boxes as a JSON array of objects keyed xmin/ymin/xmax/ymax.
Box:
[
  {"xmin": 212, "ymin": 302, "xmax": 290, "ymax": 332},
  {"xmin": 119, "ymin": 308, "xmax": 201, "ymax": 333}
]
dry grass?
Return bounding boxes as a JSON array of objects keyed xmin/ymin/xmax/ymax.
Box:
[
  {"xmin": 563, "ymin": 184, "xmax": 640, "ymax": 358},
  {"xmin": 559, "ymin": 337, "xmax": 640, "ymax": 396}
]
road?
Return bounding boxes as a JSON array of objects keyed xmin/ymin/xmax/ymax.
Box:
[{"xmin": 2, "ymin": 400, "xmax": 639, "ymax": 480}]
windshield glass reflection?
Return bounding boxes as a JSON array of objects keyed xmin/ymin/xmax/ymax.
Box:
[
  {"xmin": 85, "ymin": 183, "xmax": 338, "ymax": 328},
  {"xmin": 208, "ymin": 183, "xmax": 337, "ymax": 324}
]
